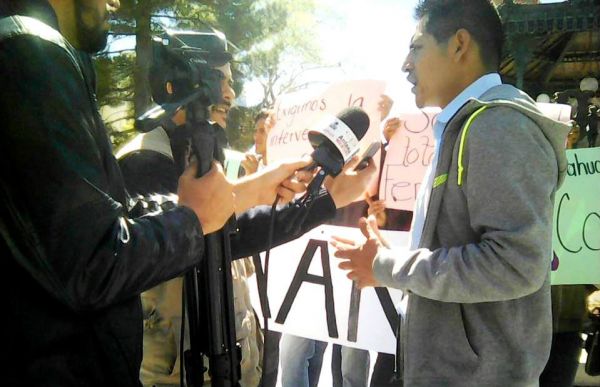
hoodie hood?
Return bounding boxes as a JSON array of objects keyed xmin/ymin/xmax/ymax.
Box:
[{"xmin": 454, "ymin": 84, "xmax": 571, "ymax": 188}]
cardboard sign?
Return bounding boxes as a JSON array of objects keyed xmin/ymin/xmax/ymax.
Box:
[
  {"xmin": 250, "ymin": 225, "xmax": 408, "ymax": 354},
  {"xmin": 551, "ymin": 147, "xmax": 600, "ymax": 284},
  {"xmin": 379, "ymin": 109, "xmax": 438, "ymax": 211},
  {"xmin": 267, "ymin": 81, "xmax": 387, "ymax": 191}
]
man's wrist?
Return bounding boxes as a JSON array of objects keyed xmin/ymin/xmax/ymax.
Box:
[
  {"xmin": 232, "ymin": 175, "xmax": 262, "ymax": 215},
  {"xmin": 372, "ymin": 247, "xmax": 407, "ymax": 289}
]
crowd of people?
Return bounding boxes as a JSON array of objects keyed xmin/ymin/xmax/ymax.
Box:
[{"xmin": 1, "ymin": 0, "xmax": 598, "ymax": 387}]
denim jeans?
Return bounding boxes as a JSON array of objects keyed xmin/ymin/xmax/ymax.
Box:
[
  {"xmin": 341, "ymin": 346, "xmax": 370, "ymax": 387},
  {"xmin": 280, "ymin": 334, "xmax": 328, "ymax": 387}
]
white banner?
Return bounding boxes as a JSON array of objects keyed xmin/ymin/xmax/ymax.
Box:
[{"xmin": 249, "ymin": 225, "xmax": 408, "ymax": 354}]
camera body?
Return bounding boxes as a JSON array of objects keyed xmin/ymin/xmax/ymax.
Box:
[
  {"xmin": 137, "ymin": 29, "xmax": 232, "ymax": 134},
  {"xmin": 150, "ymin": 32, "xmax": 227, "ymax": 107}
]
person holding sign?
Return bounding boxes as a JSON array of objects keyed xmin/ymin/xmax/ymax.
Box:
[
  {"xmin": 334, "ymin": 1, "xmax": 571, "ymax": 386},
  {"xmin": 241, "ymin": 110, "xmax": 272, "ymax": 176}
]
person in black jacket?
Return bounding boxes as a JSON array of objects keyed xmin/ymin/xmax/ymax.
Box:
[{"xmin": 0, "ymin": 1, "xmax": 376, "ymax": 386}]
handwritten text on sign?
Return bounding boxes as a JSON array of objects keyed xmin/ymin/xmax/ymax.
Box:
[
  {"xmin": 249, "ymin": 225, "xmax": 408, "ymax": 354},
  {"xmin": 551, "ymin": 147, "xmax": 600, "ymax": 284},
  {"xmin": 379, "ymin": 109, "xmax": 438, "ymax": 211},
  {"xmin": 379, "ymin": 103, "xmax": 570, "ymax": 212},
  {"xmin": 267, "ymin": 80, "xmax": 386, "ymax": 165}
]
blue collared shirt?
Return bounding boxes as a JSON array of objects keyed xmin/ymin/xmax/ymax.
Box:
[{"xmin": 409, "ymin": 73, "xmax": 502, "ymax": 249}]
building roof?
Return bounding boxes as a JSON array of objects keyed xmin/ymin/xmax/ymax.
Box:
[{"xmin": 498, "ymin": 0, "xmax": 600, "ymax": 95}]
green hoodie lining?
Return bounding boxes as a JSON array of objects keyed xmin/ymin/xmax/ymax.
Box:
[{"xmin": 457, "ymin": 106, "xmax": 488, "ymax": 186}]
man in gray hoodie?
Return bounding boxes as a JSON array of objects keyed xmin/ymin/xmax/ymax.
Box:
[{"xmin": 333, "ymin": 1, "xmax": 570, "ymax": 386}]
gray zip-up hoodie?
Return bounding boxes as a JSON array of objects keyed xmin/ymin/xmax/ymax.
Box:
[{"xmin": 373, "ymin": 84, "xmax": 570, "ymax": 387}]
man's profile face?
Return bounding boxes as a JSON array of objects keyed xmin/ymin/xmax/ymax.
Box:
[
  {"xmin": 254, "ymin": 118, "xmax": 269, "ymax": 156},
  {"xmin": 402, "ymin": 17, "xmax": 454, "ymax": 108},
  {"xmin": 76, "ymin": 0, "xmax": 119, "ymax": 53},
  {"xmin": 167, "ymin": 62, "xmax": 235, "ymax": 128},
  {"xmin": 214, "ymin": 63, "xmax": 236, "ymax": 127}
]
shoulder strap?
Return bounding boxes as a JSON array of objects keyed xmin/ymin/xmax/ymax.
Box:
[
  {"xmin": 457, "ymin": 106, "xmax": 488, "ymax": 186},
  {"xmin": 0, "ymin": 15, "xmax": 84, "ymax": 80}
]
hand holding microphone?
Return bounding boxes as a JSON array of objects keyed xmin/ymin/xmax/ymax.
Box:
[
  {"xmin": 302, "ymin": 107, "xmax": 377, "ymax": 208},
  {"xmin": 324, "ymin": 155, "xmax": 376, "ymax": 208}
]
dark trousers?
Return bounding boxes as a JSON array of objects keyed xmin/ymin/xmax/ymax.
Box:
[
  {"xmin": 540, "ymin": 332, "xmax": 584, "ymax": 387},
  {"xmin": 370, "ymin": 353, "xmax": 402, "ymax": 387}
]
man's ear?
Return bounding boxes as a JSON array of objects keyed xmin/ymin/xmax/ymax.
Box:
[{"xmin": 450, "ymin": 28, "xmax": 472, "ymax": 62}]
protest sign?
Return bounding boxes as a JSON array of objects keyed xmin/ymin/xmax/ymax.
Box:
[
  {"xmin": 267, "ymin": 80, "xmax": 386, "ymax": 182},
  {"xmin": 249, "ymin": 225, "xmax": 408, "ymax": 354},
  {"xmin": 379, "ymin": 108, "xmax": 438, "ymax": 211},
  {"xmin": 551, "ymin": 147, "xmax": 600, "ymax": 284}
]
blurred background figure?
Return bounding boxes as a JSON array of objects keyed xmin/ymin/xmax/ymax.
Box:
[
  {"xmin": 586, "ymin": 105, "xmax": 598, "ymax": 148},
  {"xmin": 242, "ymin": 110, "xmax": 272, "ymax": 176},
  {"xmin": 566, "ymin": 121, "xmax": 580, "ymax": 150}
]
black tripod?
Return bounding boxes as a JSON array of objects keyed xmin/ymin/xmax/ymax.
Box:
[{"xmin": 168, "ymin": 100, "xmax": 241, "ymax": 387}]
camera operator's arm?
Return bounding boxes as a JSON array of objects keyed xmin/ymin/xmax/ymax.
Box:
[
  {"xmin": 230, "ymin": 156, "xmax": 376, "ymax": 258},
  {"xmin": 0, "ymin": 37, "xmax": 232, "ymax": 311}
]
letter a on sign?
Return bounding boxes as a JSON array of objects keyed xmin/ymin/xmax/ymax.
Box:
[{"xmin": 275, "ymin": 239, "xmax": 339, "ymax": 338}]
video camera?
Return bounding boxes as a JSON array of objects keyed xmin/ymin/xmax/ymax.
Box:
[{"xmin": 137, "ymin": 28, "xmax": 232, "ymax": 133}]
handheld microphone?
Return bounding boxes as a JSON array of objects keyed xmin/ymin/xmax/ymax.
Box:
[{"xmin": 304, "ymin": 107, "xmax": 370, "ymax": 198}]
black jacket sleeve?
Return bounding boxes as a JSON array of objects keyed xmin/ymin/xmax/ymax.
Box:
[
  {"xmin": 0, "ymin": 35, "xmax": 204, "ymax": 312},
  {"xmin": 119, "ymin": 148, "xmax": 338, "ymax": 260},
  {"xmin": 231, "ymin": 190, "xmax": 337, "ymax": 259}
]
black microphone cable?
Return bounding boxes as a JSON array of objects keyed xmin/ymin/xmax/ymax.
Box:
[
  {"xmin": 260, "ymin": 184, "xmax": 321, "ymax": 383},
  {"xmin": 260, "ymin": 195, "xmax": 279, "ymax": 383}
]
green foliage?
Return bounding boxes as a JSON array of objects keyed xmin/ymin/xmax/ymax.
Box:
[
  {"xmin": 95, "ymin": 54, "xmax": 135, "ymax": 107},
  {"xmin": 225, "ymin": 105, "xmax": 260, "ymax": 151},
  {"xmin": 237, "ymin": 0, "xmax": 321, "ymax": 108}
]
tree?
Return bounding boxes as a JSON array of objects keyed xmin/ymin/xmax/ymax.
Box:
[{"xmin": 238, "ymin": 0, "xmax": 321, "ymax": 109}]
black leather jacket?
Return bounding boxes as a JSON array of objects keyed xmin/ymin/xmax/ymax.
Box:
[
  {"xmin": 0, "ymin": 2, "xmax": 336, "ymax": 385},
  {"xmin": 0, "ymin": 3, "xmax": 208, "ymax": 386}
]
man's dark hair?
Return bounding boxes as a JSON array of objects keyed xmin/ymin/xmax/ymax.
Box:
[
  {"xmin": 415, "ymin": 0, "xmax": 504, "ymax": 70},
  {"xmin": 254, "ymin": 110, "xmax": 270, "ymax": 124}
]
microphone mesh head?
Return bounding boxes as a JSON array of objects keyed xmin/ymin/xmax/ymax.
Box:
[{"xmin": 337, "ymin": 107, "xmax": 370, "ymax": 141}]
